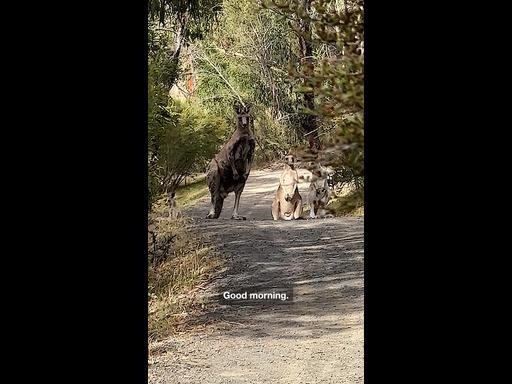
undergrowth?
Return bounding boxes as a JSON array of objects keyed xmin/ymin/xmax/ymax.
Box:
[{"xmin": 148, "ymin": 214, "xmax": 224, "ymax": 343}]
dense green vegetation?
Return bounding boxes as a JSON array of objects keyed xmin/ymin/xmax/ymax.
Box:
[{"xmin": 148, "ymin": 0, "xmax": 364, "ymax": 208}]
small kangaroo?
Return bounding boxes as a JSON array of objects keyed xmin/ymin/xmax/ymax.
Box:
[
  {"xmin": 307, "ymin": 169, "xmax": 331, "ymax": 219},
  {"xmin": 168, "ymin": 191, "xmax": 182, "ymax": 219}
]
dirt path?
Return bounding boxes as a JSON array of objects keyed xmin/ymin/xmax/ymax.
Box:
[{"xmin": 149, "ymin": 169, "xmax": 364, "ymax": 384}]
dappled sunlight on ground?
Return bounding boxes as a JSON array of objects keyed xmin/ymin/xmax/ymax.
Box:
[{"xmin": 149, "ymin": 168, "xmax": 364, "ymax": 384}]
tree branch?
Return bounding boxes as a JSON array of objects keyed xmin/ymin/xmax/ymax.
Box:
[{"xmin": 198, "ymin": 53, "xmax": 246, "ymax": 108}]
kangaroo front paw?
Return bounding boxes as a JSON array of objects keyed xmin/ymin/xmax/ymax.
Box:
[
  {"xmin": 231, "ymin": 215, "xmax": 246, "ymax": 220},
  {"xmin": 206, "ymin": 213, "xmax": 217, "ymax": 219}
]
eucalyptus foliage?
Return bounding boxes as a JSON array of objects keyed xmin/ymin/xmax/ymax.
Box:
[
  {"xmin": 263, "ymin": 0, "xmax": 364, "ymax": 186},
  {"xmin": 191, "ymin": 0, "xmax": 302, "ymax": 157},
  {"xmin": 148, "ymin": 0, "xmax": 223, "ymax": 41},
  {"xmin": 148, "ymin": 0, "xmax": 226, "ymax": 208}
]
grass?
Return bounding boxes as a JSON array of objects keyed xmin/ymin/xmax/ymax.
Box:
[
  {"xmin": 148, "ymin": 206, "xmax": 224, "ymax": 343},
  {"xmin": 328, "ymin": 188, "xmax": 364, "ymax": 216},
  {"xmin": 150, "ymin": 175, "xmax": 208, "ymax": 214},
  {"xmin": 175, "ymin": 175, "xmax": 209, "ymax": 207},
  {"xmin": 147, "ymin": 174, "xmax": 222, "ymax": 344}
]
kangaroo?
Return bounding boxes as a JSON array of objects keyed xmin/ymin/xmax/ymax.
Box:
[
  {"xmin": 167, "ymin": 191, "xmax": 182, "ymax": 219},
  {"xmin": 206, "ymin": 102, "xmax": 255, "ymax": 220},
  {"xmin": 307, "ymin": 169, "xmax": 331, "ymax": 219},
  {"xmin": 271, "ymin": 154, "xmax": 303, "ymax": 220}
]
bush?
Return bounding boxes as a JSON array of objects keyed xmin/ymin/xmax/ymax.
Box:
[
  {"xmin": 148, "ymin": 99, "xmax": 229, "ymax": 208},
  {"xmin": 263, "ymin": 0, "xmax": 364, "ymax": 188}
]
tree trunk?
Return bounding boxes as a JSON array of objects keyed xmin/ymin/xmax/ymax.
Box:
[{"xmin": 298, "ymin": 0, "xmax": 321, "ymax": 151}]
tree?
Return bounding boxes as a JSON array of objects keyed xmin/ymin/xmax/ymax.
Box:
[
  {"xmin": 296, "ymin": 0, "xmax": 321, "ymax": 151},
  {"xmin": 147, "ymin": 0, "xmax": 224, "ymax": 208},
  {"xmin": 190, "ymin": 0, "xmax": 302, "ymax": 158},
  {"xmin": 263, "ymin": 0, "xmax": 364, "ymax": 187}
]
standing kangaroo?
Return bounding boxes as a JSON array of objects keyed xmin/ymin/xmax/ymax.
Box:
[
  {"xmin": 271, "ymin": 154, "xmax": 303, "ymax": 220},
  {"xmin": 167, "ymin": 191, "xmax": 182, "ymax": 219},
  {"xmin": 206, "ymin": 102, "xmax": 255, "ymax": 220}
]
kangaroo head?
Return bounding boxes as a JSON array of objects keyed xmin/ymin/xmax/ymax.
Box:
[
  {"xmin": 234, "ymin": 101, "xmax": 251, "ymax": 130},
  {"xmin": 283, "ymin": 153, "xmax": 296, "ymax": 170}
]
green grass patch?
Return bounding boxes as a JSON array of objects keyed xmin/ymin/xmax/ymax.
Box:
[
  {"xmin": 175, "ymin": 175, "xmax": 209, "ymax": 207},
  {"xmin": 150, "ymin": 175, "xmax": 209, "ymax": 215}
]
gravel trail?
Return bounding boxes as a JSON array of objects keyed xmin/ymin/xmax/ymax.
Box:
[{"xmin": 149, "ymin": 169, "xmax": 364, "ymax": 384}]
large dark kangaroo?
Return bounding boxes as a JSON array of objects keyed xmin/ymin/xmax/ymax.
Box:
[{"xmin": 206, "ymin": 103, "xmax": 255, "ymax": 220}]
